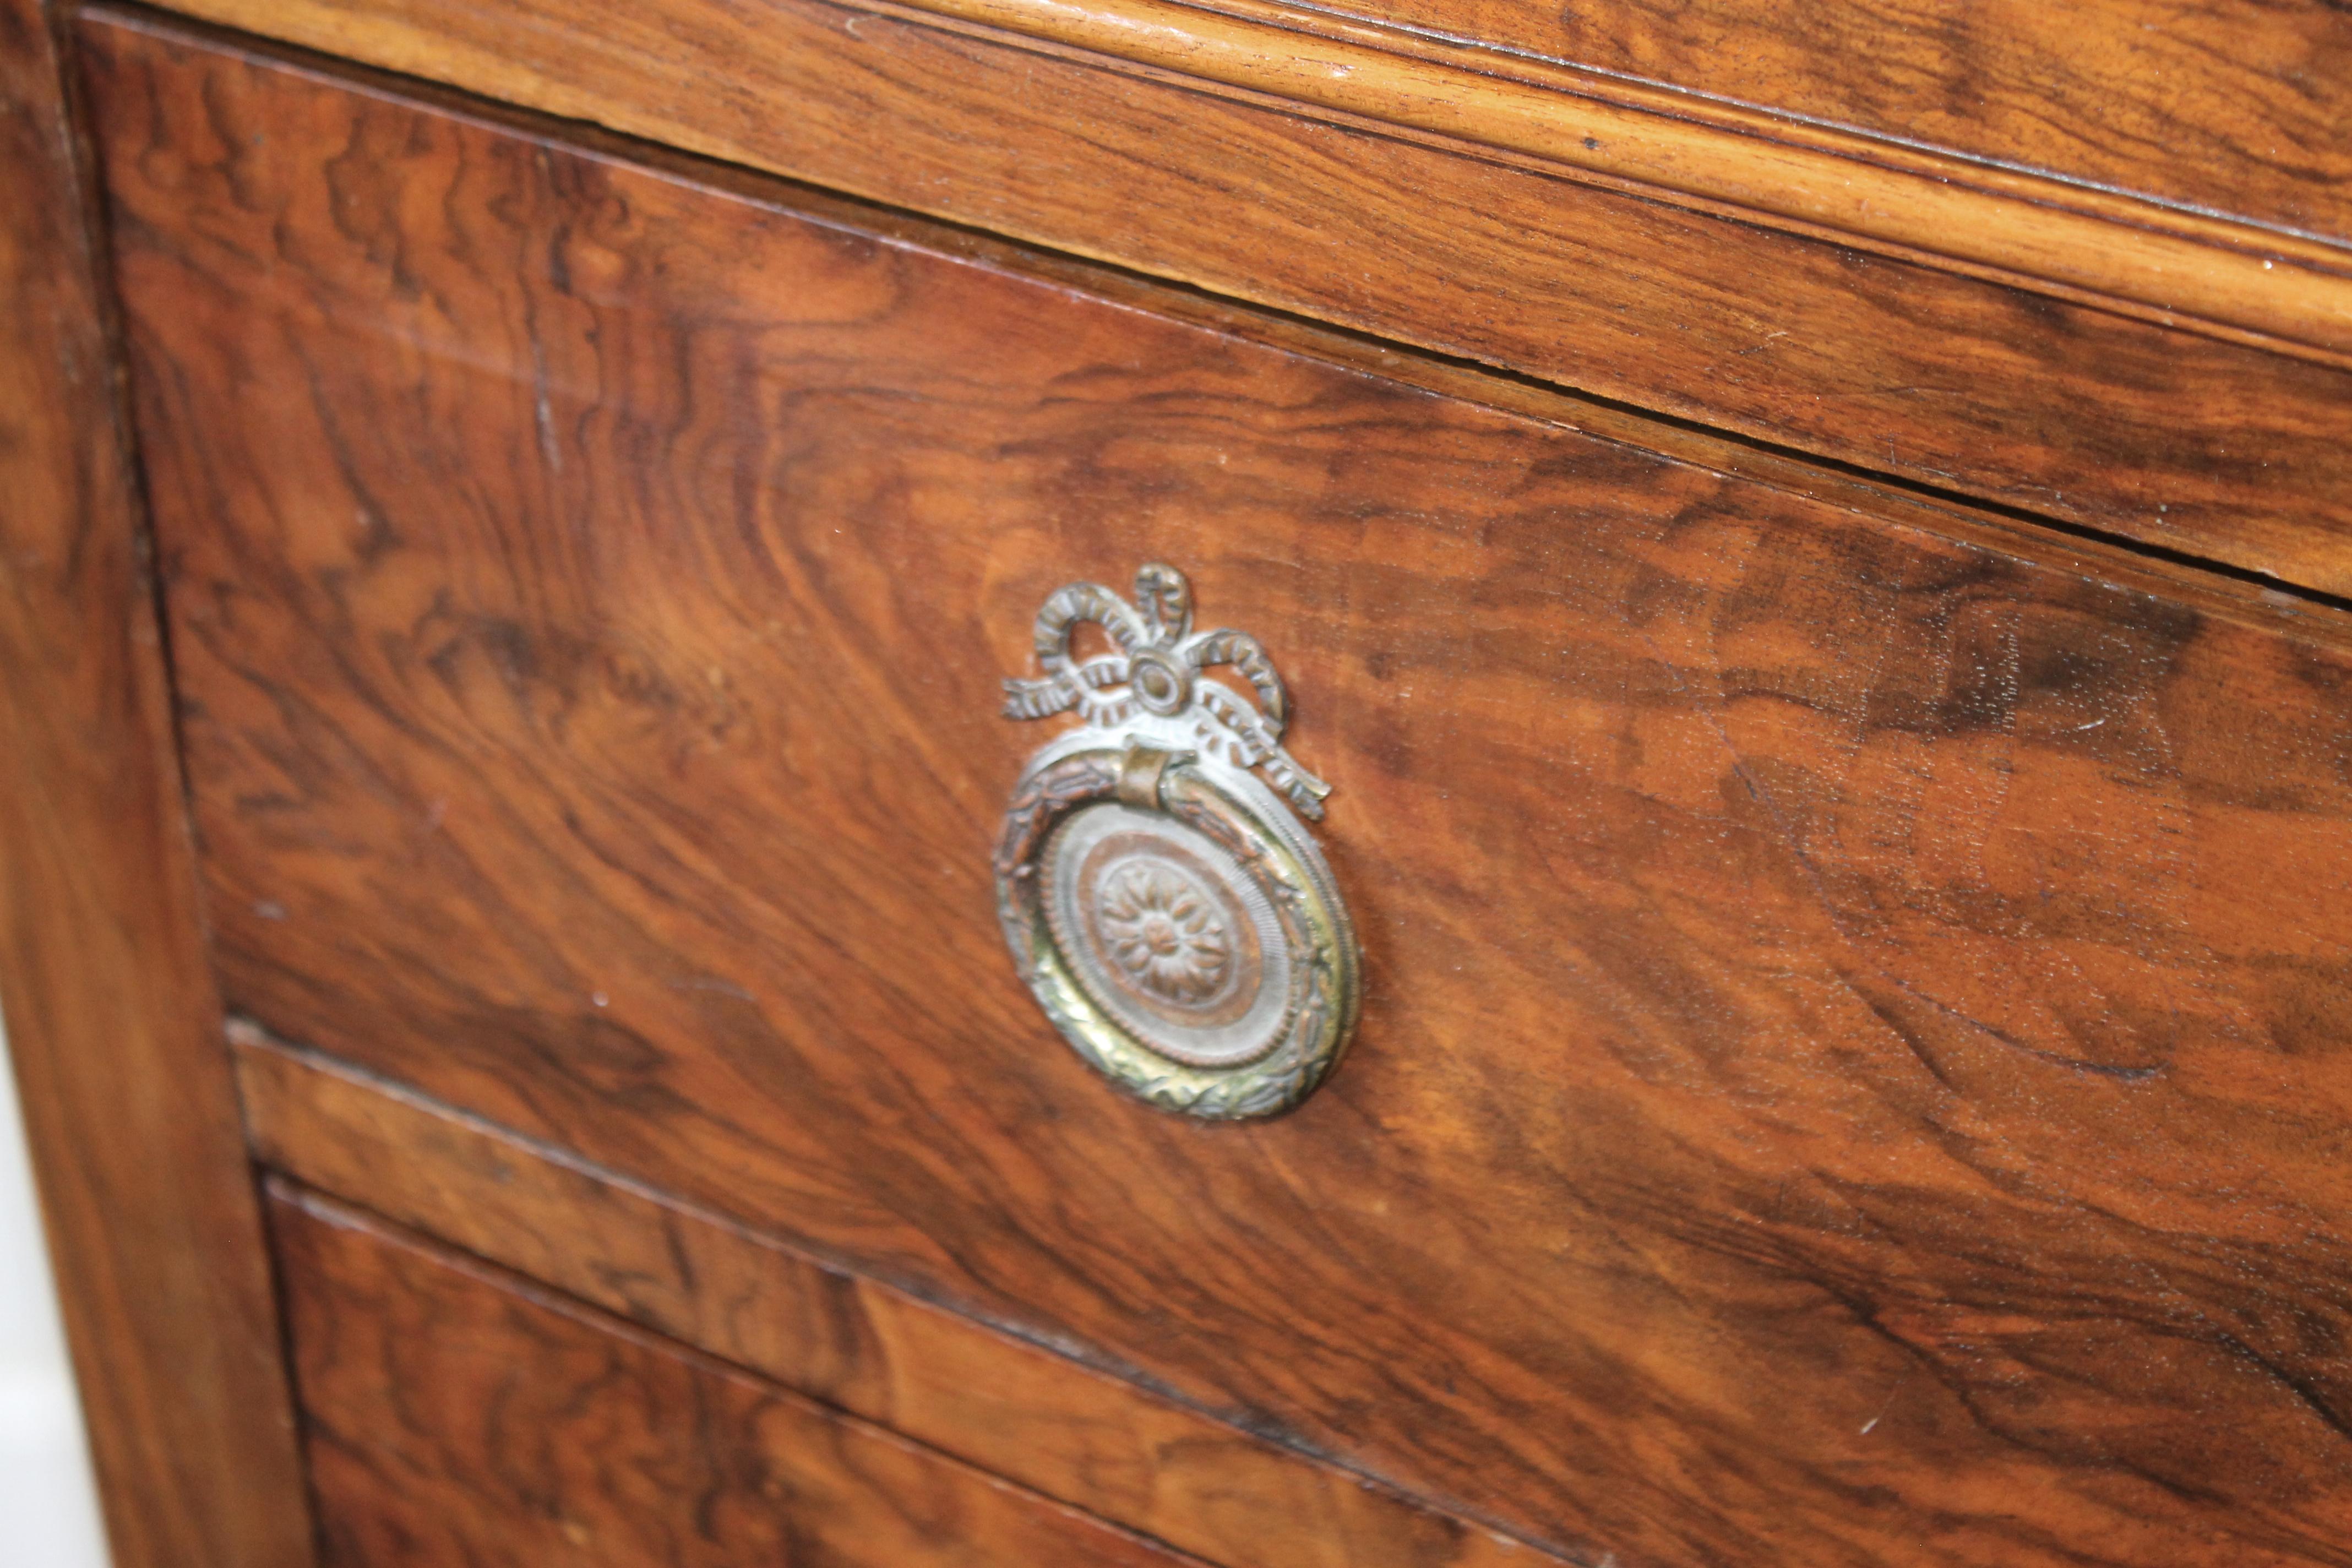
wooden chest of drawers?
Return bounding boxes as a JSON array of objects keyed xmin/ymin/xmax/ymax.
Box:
[{"xmin": 5, "ymin": 2, "xmax": 2350, "ymax": 1566}]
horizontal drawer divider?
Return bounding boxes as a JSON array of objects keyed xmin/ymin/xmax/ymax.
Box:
[{"xmin": 231, "ymin": 1021, "xmax": 1559, "ymax": 1568}]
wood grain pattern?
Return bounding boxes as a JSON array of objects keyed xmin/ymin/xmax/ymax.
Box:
[
  {"xmin": 134, "ymin": 0, "xmax": 2352, "ymax": 371},
  {"xmin": 944, "ymin": 0, "xmax": 2352, "ymax": 366},
  {"xmin": 235, "ymin": 1028, "xmax": 1550, "ymax": 1568},
  {"xmin": 0, "ymin": 5, "xmax": 312, "ymax": 1565},
  {"xmin": 270, "ymin": 1184, "xmax": 1207, "ymax": 1567},
  {"xmin": 115, "ymin": 0, "xmax": 2352, "ymax": 596},
  {"xmin": 89, "ymin": 21, "xmax": 2352, "ymax": 1567},
  {"xmin": 424, "ymin": 0, "xmax": 2352, "ymax": 363},
  {"xmin": 1319, "ymin": 0, "xmax": 2352, "ymax": 247}
]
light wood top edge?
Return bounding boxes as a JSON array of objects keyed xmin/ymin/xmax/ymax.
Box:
[
  {"xmin": 1170, "ymin": 0, "xmax": 2352, "ymax": 266},
  {"xmin": 866, "ymin": 0, "xmax": 2352, "ymax": 360},
  {"xmin": 119, "ymin": 0, "xmax": 2352, "ymax": 360}
]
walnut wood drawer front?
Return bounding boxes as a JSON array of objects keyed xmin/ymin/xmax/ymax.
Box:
[
  {"xmin": 269, "ymin": 1185, "xmax": 1204, "ymax": 1566},
  {"xmin": 115, "ymin": 0, "xmax": 2352, "ymax": 595},
  {"xmin": 86, "ymin": 17, "xmax": 2352, "ymax": 1568}
]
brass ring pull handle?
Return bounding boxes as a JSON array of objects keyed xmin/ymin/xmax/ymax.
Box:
[{"xmin": 995, "ymin": 564, "xmax": 1360, "ymax": 1119}]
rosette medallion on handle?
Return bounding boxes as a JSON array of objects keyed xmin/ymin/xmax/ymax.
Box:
[{"xmin": 994, "ymin": 564, "xmax": 1360, "ymax": 1119}]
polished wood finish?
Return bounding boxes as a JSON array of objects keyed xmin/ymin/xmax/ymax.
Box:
[
  {"xmin": 141, "ymin": 0, "xmax": 2352, "ymax": 365},
  {"xmin": 270, "ymin": 1184, "xmax": 1207, "ymax": 1566},
  {"xmin": 1319, "ymin": 0, "xmax": 2352, "ymax": 247},
  {"xmin": 236, "ymin": 1026, "xmax": 1550, "ymax": 1568},
  {"xmin": 87, "ymin": 23, "xmax": 2352, "ymax": 1566},
  {"xmin": 0, "ymin": 5, "xmax": 313, "ymax": 1564},
  {"xmin": 769, "ymin": 0, "xmax": 2352, "ymax": 362},
  {"xmin": 121, "ymin": 0, "xmax": 2352, "ymax": 594},
  {"xmin": 423, "ymin": 0, "xmax": 2352, "ymax": 361}
]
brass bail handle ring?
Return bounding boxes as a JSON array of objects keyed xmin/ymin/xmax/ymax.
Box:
[{"xmin": 993, "ymin": 564, "xmax": 1359, "ymax": 1121}]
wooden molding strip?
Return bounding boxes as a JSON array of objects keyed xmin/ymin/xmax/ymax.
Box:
[
  {"xmin": 113, "ymin": 0, "xmax": 2352, "ymax": 593},
  {"xmin": 880, "ymin": 0, "xmax": 2352, "ymax": 361},
  {"xmin": 230, "ymin": 1025, "xmax": 1559, "ymax": 1568}
]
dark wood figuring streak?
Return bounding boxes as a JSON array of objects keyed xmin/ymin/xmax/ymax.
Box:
[
  {"xmin": 270, "ymin": 1185, "xmax": 1207, "ymax": 1567},
  {"xmin": 122, "ymin": 0, "xmax": 2352, "ymax": 596},
  {"xmin": 89, "ymin": 23, "xmax": 2352, "ymax": 1568},
  {"xmin": 235, "ymin": 1029, "xmax": 1549, "ymax": 1568},
  {"xmin": 1320, "ymin": 0, "xmax": 2352, "ymax": 245},
  {"xmin": 0, "ymin": 5, "xmax": 313, "ymax": 1565}
]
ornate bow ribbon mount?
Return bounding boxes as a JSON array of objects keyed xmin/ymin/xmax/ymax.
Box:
[
  {"xmin": 994, "ymin": 564, "xmax": 1359, "ymax": 1120},
  {"xmin": 1001, "ymin": 562, "xmax": 1332, "ymax": 819}
]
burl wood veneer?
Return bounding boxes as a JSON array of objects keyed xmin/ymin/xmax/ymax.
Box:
[
  {"xmin": 237, "ymin": 1031, "xmax": 1536, "ymax": 1568},
  {"xmin": 82, "ymin": 16, "xmax": 2352, "ymax": 1568},
  {"xmin": 121, "ymin": 0, "xmax": 2352, "ymax": 591},
  {"xmin": 270, "ymin": 1185, "xmax": 1208, "ymax": 1566}
]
